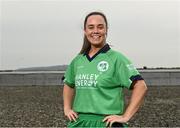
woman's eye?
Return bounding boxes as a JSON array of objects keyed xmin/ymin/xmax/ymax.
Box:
[
  {"xmin": 97, "ymin": 25, "xmax": 104, "ymax": 30},
  {"xmin": 88, "ymin": 26, "xmax": 94, "ymax": 29},
  {"xmin": 98, "ymin": 26, "xmax": 104, "ymax": 29}
]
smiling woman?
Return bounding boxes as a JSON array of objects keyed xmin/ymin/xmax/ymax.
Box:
[
  {"xmin": 80, "ymin": 11, "xmax": 108, "ymax": 55},
  {"xmin": 84, "ymin": 14, "xmax": 107, "ymax": 48},
  {"xmin": 63, "ymin": 11, "xmax": 147, "ymax": 127}
]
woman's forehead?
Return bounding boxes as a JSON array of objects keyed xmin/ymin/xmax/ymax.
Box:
[{"xmin": 86, "ymin": 15, "xmax": 106, "ymax": 25}]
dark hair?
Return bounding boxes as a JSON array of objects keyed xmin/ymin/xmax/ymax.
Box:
[{"xmin": 79, "ymin": 11, "xmax": 108, "ymax": 54}]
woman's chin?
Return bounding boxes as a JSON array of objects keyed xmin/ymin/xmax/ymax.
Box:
[{"xmin": 90, "ymin": 42, "xmax": 105, "ymax": 47}]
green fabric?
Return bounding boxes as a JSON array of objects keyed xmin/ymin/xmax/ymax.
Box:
[
  {"xmin": 67, "ymin": 113, "xmax": 105, "ymax": 127},
  {"xmin": 64, "ymin": 48, "xmax": 140, "ymax": 115},
  {"xmin": 67, "ymin": 113, "xmax": 128, "ymax": 128}
]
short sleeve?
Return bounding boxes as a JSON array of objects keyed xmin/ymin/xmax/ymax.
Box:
[
  {"xmin": 64, "ymin": 59, "xmax": 76, "ymax": 88},
  {"xmin": 116, "ymin": 54, "xmax": 143, "ymax": 89}
]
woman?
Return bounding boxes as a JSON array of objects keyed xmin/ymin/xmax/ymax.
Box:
[{"xmin": 63, "ymin": 11, "xmax": 147, "ymax": 127}]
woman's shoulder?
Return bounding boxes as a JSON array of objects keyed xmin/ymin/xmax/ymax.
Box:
[
  {"xmin": 108, "ymin": 49, "xmax": 128, "ymax": 60},
  {"xmin": 69, "ymin": 53, "xmax": 83, "ymax": 64},
  {"xmin": 107, "ymin": 49, "xmax": 133, "ymax": 65}
]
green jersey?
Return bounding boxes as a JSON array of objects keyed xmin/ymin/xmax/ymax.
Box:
[{"xmin": 64, "ymin": 44, "xmax": 143, "ymax": 115}]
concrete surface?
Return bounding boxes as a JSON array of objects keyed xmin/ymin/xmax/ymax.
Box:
[{"xmin": 0, "ymin": 85, "xmax": 179, "ymax": 127}]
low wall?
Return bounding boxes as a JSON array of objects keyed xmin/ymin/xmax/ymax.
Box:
[
  {"xmin": 0, "ymin": 70, "xmax": 180, "ymax": 86},
  {"xmin": 139, "ymin": 69, "xmax": 180, "ymax": 86},
  {"xmin": 0, "ymin": 71, "xmax": 64, "ymax": 86}
]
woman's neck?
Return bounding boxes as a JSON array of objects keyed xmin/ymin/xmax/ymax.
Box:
[{"xmin": 88, "ymin": 43, "xmax": 106, "ymax": 57}]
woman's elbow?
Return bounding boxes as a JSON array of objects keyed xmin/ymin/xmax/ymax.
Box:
[
  {"xmin": 134, "ymin": 80, "xmax": 148, "ymax": 92},
  {"xmin": 141, "ymin": 80, "xmax": 148, "ymax": 93}
]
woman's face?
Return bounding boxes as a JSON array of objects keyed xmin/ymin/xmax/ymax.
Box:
[{"xmin": 84, "ymin": 15, "xmax": 107, "ymax": 47}]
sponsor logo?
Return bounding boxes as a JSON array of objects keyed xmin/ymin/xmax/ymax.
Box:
[
  {"xmin": 126, "ymin": 64, "xmax": 136, "ymax": 70},
  {"xmin": 77, "ymin": 65, "xmax": 84, "ymax": 69},
  {"xmin": 75, "ymin": 73, "xmax": 99, "ymax": 89}
]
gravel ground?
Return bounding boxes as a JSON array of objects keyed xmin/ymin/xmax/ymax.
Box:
[{"xmin": 0, "ymin": 85, "xmax": 179, "ymax": 127}]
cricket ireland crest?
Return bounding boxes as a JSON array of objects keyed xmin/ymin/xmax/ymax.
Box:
[{"xmin": 97, "ymin": 61, "xmax": 109, "ymax": 72}]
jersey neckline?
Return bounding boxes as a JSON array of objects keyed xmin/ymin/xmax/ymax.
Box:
[{"xmin": 83, "ymin": 43, "xmax": 111, "ymax": 62}]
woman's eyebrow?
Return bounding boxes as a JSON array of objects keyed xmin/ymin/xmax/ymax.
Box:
[
  {"xmin": 97, "ymin": 24, "xmax": 104, "ymax": 26},
  {"xmin": 87, "ymin": 24, "xmax": 94, "ymax": 27},
  {"xmin": 87, "ymin": 24, "xmax": 104, "ymax": 26}
]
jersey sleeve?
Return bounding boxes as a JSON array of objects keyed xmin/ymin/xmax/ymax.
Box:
[
  {"xmin": 116, "ymin": 54, "xmax": 143, "ymax": 90},
  {"xmin": 63, "ymin": 58, "xmax": 76, "ymax": 88}
]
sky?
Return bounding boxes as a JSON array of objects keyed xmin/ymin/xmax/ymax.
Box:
[{"xmin": 1, "ymin": 0, "xmax": 180, "ymax": 70}]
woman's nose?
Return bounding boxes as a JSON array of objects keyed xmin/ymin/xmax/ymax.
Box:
[{"xmin": 93, "ymin": 27, "xmax": 99, "ymax": 33}]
